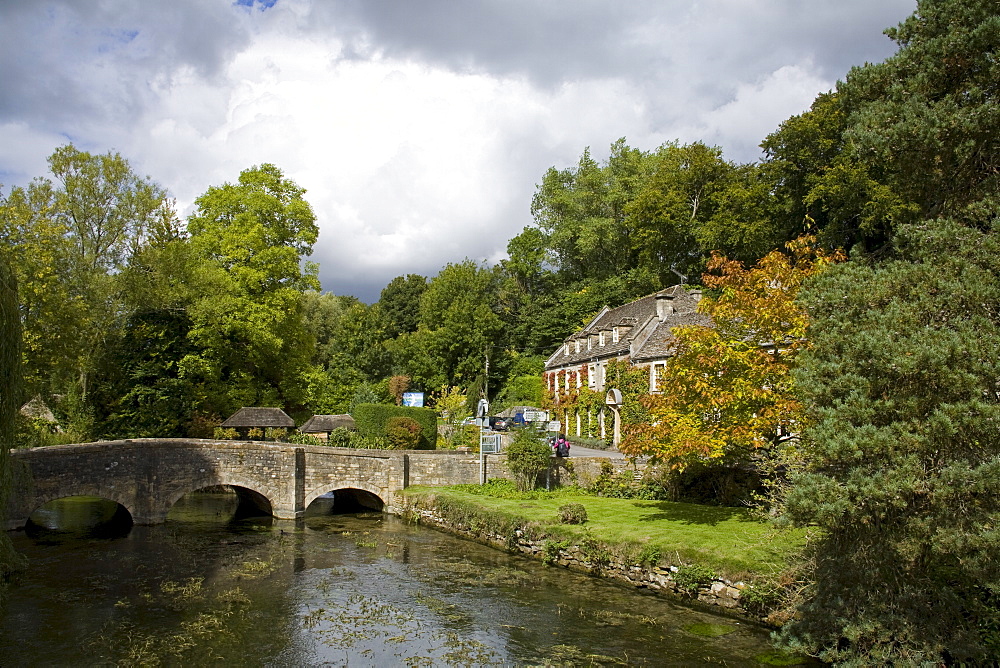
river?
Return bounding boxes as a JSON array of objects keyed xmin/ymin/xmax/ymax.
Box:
[{"xmin": 0, "ymin": 491, "xmax": 800, "ymax": 666}]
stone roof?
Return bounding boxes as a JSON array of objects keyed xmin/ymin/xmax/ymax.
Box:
[
  {"xmin": 20, "ymin": 395, "xmax": 56, "ymax": 423},
  {"xmin": 221, "ymin": 407, "xmax": 295, "ymax": 429},
  {"xmin": 300, "ymin": 414, "xmax": 356, "ymax": 433},
  {"xmin": 545, "ymin": 285, "xmax": 710, "ymax": 369},
  {"xmin": 629, "ymin": 312, "xmax": 713, "ymax": 362}
]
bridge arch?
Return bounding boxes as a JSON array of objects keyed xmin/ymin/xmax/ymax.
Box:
[
  {"xmin": 24, "ymin": 493, "xmax": 134, "ymax": 537},
  {"xmin": 304, "ymin": 482, "xmax": 386, "ymax": 513},
  {"xmin": 164, "ymin": 475, "xmax": 275, "ymax": 521}
]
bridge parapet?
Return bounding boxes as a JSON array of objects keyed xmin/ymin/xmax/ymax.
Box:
[{"xmin": 5, "ymin": 438, "xmax": 627, "ymax": 530}]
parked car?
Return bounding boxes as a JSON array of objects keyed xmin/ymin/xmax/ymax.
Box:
[{"xmin": 487, "ymin": 417, "xmax": 509, "ymax": 431}]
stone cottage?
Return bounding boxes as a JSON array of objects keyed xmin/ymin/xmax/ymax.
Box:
[{"xmin": 543, "ymin": 285, "xmax": 710, "ymax": 440}]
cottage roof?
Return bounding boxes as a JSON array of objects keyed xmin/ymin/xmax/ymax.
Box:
[
  {"xmin": 221, "ymin": 407, "xmax": 295, "ymax": 429},
  {"xmin": 300, "ymin": 414, "xmax": 356, "ymax": 433},
  {"xmin": 545, "ymin": 285, "xmax": 710, "ymax": 369}
]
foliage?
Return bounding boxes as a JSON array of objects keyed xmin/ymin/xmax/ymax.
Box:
[
  {"xmin": 622, "ymin": 238, "xmax": 843, "ymax": 467},
  {"xmin": 352, "ymin": 403, "xmax": 436, "ymax": 449},
  {"xmin": 0, "ymin": 250, "xmax": 26, "ymax": 582},
  {"xmin": 387, "ymin": 375, "xmax": 410, "ymax": 405},
  {"xmin": 503, "ymin": 428, "xmax": 553, "ymax": 491},
  {"xmin": 588, "ymin": 460, "xmax": 635, "ymax": 499},
  {"xmin": 327, "ymin": 427, "xmax": 353, "ymax": 447},
  {"xmin": 264, "ymin": 428, "xmax": 287, "ymax": 442},
  {"xmin": 284, "ymin": 432, "xmax": 322, "ymax": 446},
  {"xmin": 435, "ymin": 385, "xmax": 471, "ymax": 449},
  {"xmin": 558, "ymin": 503, "xmax": 588, "ymax": 525},
  {"xmin": 673, "ymin": 564, "xmax": 717, "ymax": 596},
  {"xmin": 385, "ymin": 416, "xmax": 422, "ymax": 449},
  {"xmin": 213, "ymin": 427, "xmax": 238, "ymax": 440},
  {"xmin": 777, "ymin": 219, "xmax": 1000, "ymax": 664},
  {"xmin": 377, "ymin": 274, "xmax": 427, "ymax": 338},
  {"xmin": 247, "ymin": 428, "xmax": 264, "ymax": 440},
  {"xmin": 184, "ymin": 163, "xmax": 320, "ymax": 416},
  {"xmin": 89, "ymin": 309, "xmax": 197, "ymax": 439}
]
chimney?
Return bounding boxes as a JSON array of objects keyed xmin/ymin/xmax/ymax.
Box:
[{"xmin": 655, "ymin": 290, "xmax": 675, "ymax": 321}]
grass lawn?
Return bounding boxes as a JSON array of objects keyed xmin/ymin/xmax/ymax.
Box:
[{"xmin": 401, "ymin": 485, "xmax": 806, "ymax": 581}]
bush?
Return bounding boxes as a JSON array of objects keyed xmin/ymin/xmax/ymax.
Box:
[
  {"xmin": 386, "ymin": 416, "xmax": 422, "ymax": 449},
  {"xmin": 264, "ymin": 427, "xmax": 287, "ymax": 441},
  {"xmin": 558, "ymin": 503, "xmax": 588, "ymax": 524},
  {"xmin": 328, "ymin": 427, "xmax": 353, "ymax": 447},
  {"xmin": 285, "ymin": 432, "xmax": 323, "ymax": 446},
  {"xmin": 213, "ymin": 427, "xmax": 238, "ymax": 440},
  {"xmin": 504, "ymin": 428, "xmax": 552, "ymax": 491},
  {"xmin": 674, "ymin": 564, "xmax": 717, "ymax": 595},
  {"xmin": 247, "ymin": 427, "xmax": 264, "ymax": 440},
  {"xmin": 353, "ymin": 403, "xmax": 437, "ymax": 449}
]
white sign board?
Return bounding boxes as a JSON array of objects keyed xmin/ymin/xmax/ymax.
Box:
[
  {"xmin": 546, "ymin": 421, "xmax": 562, "ymax": 432},
  {"xmin": 480, "ymin": 434, "xmax": 502, "ymax": 454},
  {"xmin": 523, "ymin": 410, "xmax": 548, "ymax": 422}
]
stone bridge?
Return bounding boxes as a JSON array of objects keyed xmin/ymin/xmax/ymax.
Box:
[{"xmin": 4, "ymin": 438, "xmax": 515, "ymax": 530}]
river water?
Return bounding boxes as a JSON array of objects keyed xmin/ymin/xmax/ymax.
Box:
[{"xmin": 0, "ymin": 492, "xmax": 797, "ymax": 666}]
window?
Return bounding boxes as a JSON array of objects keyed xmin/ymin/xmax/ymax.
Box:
[
  {"xmin": 587, "ymin": 338, "xmax": 592, "ymax": 350},
  {"xmin": 575, "ymin": 340, "xmax": 581, "ymax": 354},
  {"xmin": 588, "ymin": 364, "xmax": 596, "ymax": 388},
  {"xmin": 599, "ymin": 331, "xmax": 605, "ymax": 346},
  {"xmin": 650, "ymin": 362, "xmax": 667, "ymax": 393},
  {"xmin": 612, "ymin": 327, "xmax": 619, "ymax": 343}
]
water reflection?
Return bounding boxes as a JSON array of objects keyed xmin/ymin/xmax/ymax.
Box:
[
  {"xmin": 25, "ymin": 496, "xmax": 133, "ymax": 541},
  {"xmin": 1, "ymin": 491, "xmax": 802, "ymax": 666}
]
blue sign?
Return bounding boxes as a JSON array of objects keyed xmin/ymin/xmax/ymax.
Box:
[{"xmin": 402, "ymin": 392, "xmax": 424, "ymax": 407}]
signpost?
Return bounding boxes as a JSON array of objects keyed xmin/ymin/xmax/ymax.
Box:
[
  {"xmin": 523, "ymin": 410, "xmax": 549, "ymax": 423},
  {"xmin": 477, "ymin": 398, "xmax": 492, "ymax": 484}
]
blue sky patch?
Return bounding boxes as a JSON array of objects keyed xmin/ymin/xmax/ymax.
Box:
[{"xmin": 234, "ymin": 0, "xmax": 278, "ymax": 9}]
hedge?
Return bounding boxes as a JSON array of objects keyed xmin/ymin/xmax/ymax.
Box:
[{"xmin": 352, "ymin": 404, "xmax": 437, "ymax": 449}]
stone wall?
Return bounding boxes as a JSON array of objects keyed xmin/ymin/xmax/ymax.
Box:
[{"xmin": 402, "ymin": 500, "xmax": 751, "ymax": 617}]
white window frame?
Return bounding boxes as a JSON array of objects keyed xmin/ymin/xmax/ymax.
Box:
[{"xmin": 650, "ymin": 362, "xmax": 667, "ymax": 393}]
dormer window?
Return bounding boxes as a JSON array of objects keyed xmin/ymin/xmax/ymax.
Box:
[
  {"xmin": 599, "ymin": 331, "xmax": 605, "ymax": 346},
  {"xmin": 564, "ymin": 345, "xmax": 569, "ymax": 356},
  {"xmin": 575, "ymin": 340, "xmax": 581, "ymax": 353},
  {"xmin": 587, "ymin": 338, "xmax": 592, "ymax": 350},
  {"xmin": 612, "ymin": 327, "xmax": 619, "ymax": 343}
]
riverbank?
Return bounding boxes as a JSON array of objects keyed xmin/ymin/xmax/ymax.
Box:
[{"xmin": 399, "ymin": 484, "xmax": 804, "ymax": 623}]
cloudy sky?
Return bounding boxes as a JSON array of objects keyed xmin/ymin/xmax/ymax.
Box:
[{"xmin": 1, "ymin": 0, "xmax": 916, "ymax": 302}]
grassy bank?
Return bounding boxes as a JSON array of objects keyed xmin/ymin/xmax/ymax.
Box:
[{"xmin": 400, "ymin": 483, "xmax": 805, "ymax": 583}]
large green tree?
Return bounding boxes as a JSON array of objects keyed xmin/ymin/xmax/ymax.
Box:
[
  {"xmin": 780, "ymin": 220, "xmax": 1000, "ymax": 663},
  {"xmin": 0, "ymin": 146, "xmax": 177, "ymax": 433},
  {"xmin": 184, "ymin": 164, "xmax": 320, "ymax": 415}
]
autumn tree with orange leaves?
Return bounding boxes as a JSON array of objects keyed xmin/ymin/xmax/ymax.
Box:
[{"xmin": 620, "ymin": 237, "xmax": 843, "ymax": 466}]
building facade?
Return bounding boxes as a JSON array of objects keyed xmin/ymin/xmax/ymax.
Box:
[{"xmin": 543, "ymin": 285, "xmax": 709, "ymax": 440}]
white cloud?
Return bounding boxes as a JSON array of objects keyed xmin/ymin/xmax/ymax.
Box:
[{"xmin": 0, "ymin": 0, "xmax": 917, "ymax": 301}]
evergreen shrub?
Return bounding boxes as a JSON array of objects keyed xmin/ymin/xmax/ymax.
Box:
[{"xmin": 353, "ymin": 403, "xmax": 436, "ymax": 449}]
